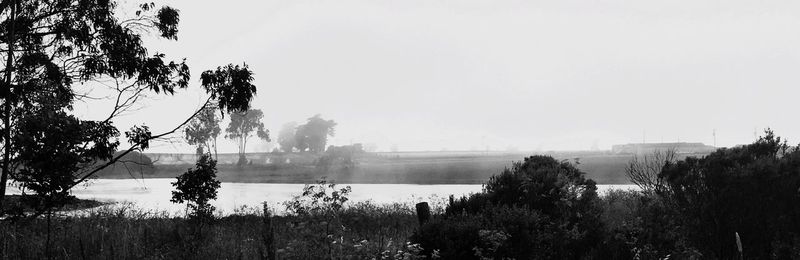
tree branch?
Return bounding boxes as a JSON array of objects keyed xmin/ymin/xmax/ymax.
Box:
[{"xmin": 68, "ymin": 95, "xmax": 214, "ymax": 190}]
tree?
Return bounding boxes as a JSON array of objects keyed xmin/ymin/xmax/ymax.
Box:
[
  {"xmin": 277, "ymin": 121, "xmax": 298, "ymax": 152},
  {"xmin": 295, "ymin": 114, "xmax": 336, "ymax": 153},
  {"xmin": 0, "ymin": 1, "xmax": 258, "ymax": 213},
  {"xmin": 13, "ymin": 108, "xmax": 117, "ymax": 212},
  {"xmin": 660, "ymin": 130, "xmax": 800, "ymax": 259},
  {"xmin": 171, "ymin": 153, "xmax": 221, "ymax": 221},
  {"xmin": 225, "ymin": 109, "xmax": 270, "ymax": 165},
  {"xmin": 184, "ymin": 105, "xmax": 221, "ymax": 158},
  {"xmin": 418, "ymin": 155, "xmax": 605, "ymax": 259},
  {"xmin": 625, "ymin": 148, "xmax": 677, "ymax": 195}
]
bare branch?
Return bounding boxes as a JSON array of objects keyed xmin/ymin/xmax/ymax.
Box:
[{"xmin": 68, "ymin": 96, "xmax": 214, "ymax": 190}]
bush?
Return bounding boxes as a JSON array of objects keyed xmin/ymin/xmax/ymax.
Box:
[
  {"xmin": 171, "ymin": 154, "xmax": 221, "ymax": 221},
  {"xmin": 597, "ymin": 190, "xmax": 696, "ymax": 259},
  {"xmin": 413, "ymin": 155, "xmax": 605, "ymax": 259},
  {"xmin": 660, "ymin": 130, "xmax": 800, "ymax": 259}
]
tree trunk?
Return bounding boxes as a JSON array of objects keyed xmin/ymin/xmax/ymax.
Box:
[
  {"xmin": 0, "ymin": 0, "xmax": 18, "ymax": 214},
  {"xmin": 46, "ymin": 209, "xmax": 52, "ymax": 260},
  {"xmin": 213, "ymin": 136, "xmax": 218, "ymax": 161}
]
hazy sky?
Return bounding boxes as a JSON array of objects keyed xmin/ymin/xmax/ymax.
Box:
[{"xmin": 75, "ymin": 0, "xmax": 800, "ymax": 153}]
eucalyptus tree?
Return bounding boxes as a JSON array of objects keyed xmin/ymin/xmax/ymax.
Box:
[
  {"xmin": 0, "ymin": 1, "xmax": 257, "ymax": 213},
  {"xmin": 184, "ymin": 105, "xmax": 221, "ymax": 158},
  {"xmin": 225, "ymin": 108, "xmax": 270, "ymax": 165}
]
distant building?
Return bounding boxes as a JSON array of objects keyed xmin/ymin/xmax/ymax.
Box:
[{"xmin": 611, "ymin": 142, "xmax": 716, "ymax": 155}]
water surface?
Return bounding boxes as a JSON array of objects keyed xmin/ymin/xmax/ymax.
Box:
[{"xmin": 7, "ymin": 179, "xmax": 638, "ymax": 215}]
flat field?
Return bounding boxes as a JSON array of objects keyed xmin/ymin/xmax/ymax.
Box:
[{"xmin": 95, "ymin": 151, "xmax": 667, "ymax": 184}]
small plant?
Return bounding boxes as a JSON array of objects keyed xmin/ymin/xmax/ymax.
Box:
[
  {"xmin": 284, "ymin": 178, "xmax": 352, "ymax": 216},
  {"xmin": 171, "ymin": 154, "xmax": 221, "ymax": 221},
  {"xmin": 283, "ymin": 178, "xmax": 353, "ymax": 258}
]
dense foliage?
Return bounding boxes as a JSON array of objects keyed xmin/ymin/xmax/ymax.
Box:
[
  {"xmin": 660, "ymin": 130, "xmax": 800, "ymax": 259},
  {"xmin": 0, "ymin": 0, "xmax": 258, "ymax": 215},
  {"xmin": 415, "ymin": 155, "xmax": 604, "ymax": 259},
  {"xmin": 184, "ymin": 106, "xmax": 221, "ymax": 157},
  {"xmin": 171, "ymin": 154, "xmax": 221, "ymax": 220},
  {"xmin": 14, "ymin": 108, "xmax": 117, "ymax": 211},
  {"xmin": 225, "ymin": 109, "xmax": 269, "ymax": 165},
  {"xmin": 294, "ymin": 114, "xmax": 336, "ymax": 153}
]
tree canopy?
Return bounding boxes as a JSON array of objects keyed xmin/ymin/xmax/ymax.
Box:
[
  {"xmin": 185, "ymin": 105, "xmax": 221, "ymax": 157},
  {"xmin": 0, "ymin": 0, "xmax": 258, "ymax": 213},
  {"xmin": 294, "ymin": 114, "xmax": 336, "ymax": 153},
  {"xmin": 660, "ymin": 130, "xmax": 800, "ymax": 259},
  {"xmin": 171, "ymin": 154, "xmax": 221, "ymax": 220},
  {"xmin": 277, "ymin": 121, "xmax": 298, "ymax": 152},
  {"xmin": 225, "ymin": 109, "xmax": 269, "ymax": 165}
]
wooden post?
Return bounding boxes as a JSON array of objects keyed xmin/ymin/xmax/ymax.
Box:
[
  {"xmin": 415, "ymin": 202, "xmax": 430, "ymax": 226},
  {"xmin": 263, "ymin": 204, "xmax": 276, "ymax": 260},
  {"xmin": 735, "ymin": 232, "xmax": 743, "ymax": 260}
]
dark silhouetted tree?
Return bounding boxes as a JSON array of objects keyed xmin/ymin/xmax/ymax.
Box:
[
  {"xmin": 0, "ymin": 1, "xmax": 258, "ymax": 213},
  {"xmin": 660, "ymin": 129, "xmax": 800, "ymax": 259},
  {"xmin": 14, "ymin": 109, "xmax": 117, "ymax": 213},
  {"xmin": 625, "ymin": 148, "xmax": 677, "ymax": 195},
  {"xmin": 416, "ymin": 155, "xmax": 604, "ymax": 259},
  {"xmin": 295, "ymin": 114, "xmax": 336, "ymax": 153},
  {"xmin": 225, "ymin": 109, "xmax": 270, "ymax": 165},
  {"xmin": 171, "ymin": 154, "xmax": 221, "ymax": 221},
  {"xmin": 11, "ymin": 99, "xmax": 118, "ymax": 256}
]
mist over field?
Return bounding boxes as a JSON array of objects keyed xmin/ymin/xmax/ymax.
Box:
[{"xmin": 71, "ymin": 0, "xmax": 800, "ymax": 154}]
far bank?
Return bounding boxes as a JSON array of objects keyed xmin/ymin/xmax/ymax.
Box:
[{"xmin": 96, "ymin": 150, "xmax": 710, "ymax": 184}]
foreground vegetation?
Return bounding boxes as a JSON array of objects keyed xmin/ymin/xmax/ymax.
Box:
[{"xmin": 0, "ymin": 201, "xmax": 421, "ymax": 259}]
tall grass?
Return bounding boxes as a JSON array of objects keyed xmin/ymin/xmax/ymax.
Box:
[{"xmin": 0, "ymin": 201, "xmax": 428, "ymax": 259}]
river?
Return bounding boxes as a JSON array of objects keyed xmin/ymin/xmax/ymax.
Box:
[{"xmin": 6, "ymin": 179, "xmax": 638, "ymax": 215}]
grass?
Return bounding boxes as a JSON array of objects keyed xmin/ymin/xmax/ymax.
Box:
[
  {"xmin": 0, "ymin": 201, "xmax": 425, "ymax": 260},
  {"xmin": 0, "ymin": 188, "xmax": 658, "ymax": 259}
]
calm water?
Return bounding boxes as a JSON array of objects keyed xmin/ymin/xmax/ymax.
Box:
[{"xmin": 7, "ymin": 179, "xmax": 637, "ymax": 215}]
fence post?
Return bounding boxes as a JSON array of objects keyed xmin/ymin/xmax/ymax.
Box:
[
  {"xmin": 263, "ymin": 204, "xmax": 276, "ymax": 260},
  {"xmin": 415, "ymin": 202, "xmax": 430, "ymax": 226},
  {"xmin": 735, "ymin": 232, "xmax": 743, "ymax": 260}
]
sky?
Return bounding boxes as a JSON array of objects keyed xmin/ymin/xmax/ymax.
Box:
[{"xmin": 74, "ymin": 0, "xmax": 800, "ymax": 153}]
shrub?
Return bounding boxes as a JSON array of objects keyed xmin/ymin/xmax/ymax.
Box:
[
  {"xmin": 597, "ymin": 189, "xmax": 694, "ymax": 259},
  {"xmin": 414, "ymin": 205, "xmax": 560, "ymax": 259},
  {"xmin": 413, "ymin": 155, "xmax": 605, "ymax": 259},
  {"xmin": 660, "ymin": 130, "xmax": 800, "ymax": 259},
  {"xmin": 171, "ymin": 154, "xmax": 221, "ymax": 221},
  {"xmin": 282, "ymin": 179, "xmax": 353, "ymax": 258}
]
